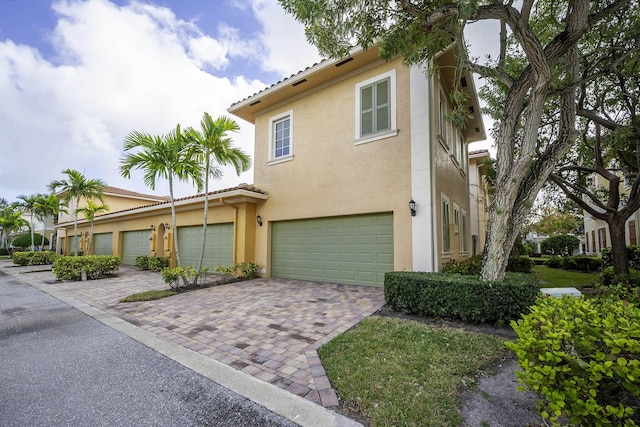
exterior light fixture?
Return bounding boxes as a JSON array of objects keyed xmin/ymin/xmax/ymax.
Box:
[
  {"xmin": 150, "ymin": 225, "xmax": 155, "ymax": 231},
  {"xmin": 409, "ymin": 199, "xmax": 416, "ymax": 217},
  {"xmin": 256, "ymin": 215, "xmax": 263, "ymax": 226},
  {"xmin": 84, "ymin": 231, "xmax": 89, "ymax": 237},
  {"xmin": 164, "ymin": 223, "xmax": 170, "ymax": 230}
]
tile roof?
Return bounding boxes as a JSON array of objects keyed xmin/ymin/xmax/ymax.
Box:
[{"xmin": 103, "ymin": 186, "xmax": 170, "ymax": 201}]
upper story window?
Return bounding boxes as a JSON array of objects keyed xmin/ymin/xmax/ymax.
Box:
[
  {"xmin": 438, "ymin": 89, "xmax": 449, "ymax": 148},
  {"xmin": 442, "ymin": 194, "xmax": 451, "ymax": 254},
  {"xmin": 355, "ymin": 70, "xmax": 397, "ymax": 145},
  {"xmin": 269, "ymin": 110, "xmax": 293, "ymax": 164}
]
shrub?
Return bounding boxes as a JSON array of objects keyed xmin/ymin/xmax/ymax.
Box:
[
  {"xmin": 148, "ymin": 256, "xmax": 168, "ymax": 272},
  {"xmin": 135, "ymin": 255, "xmax": 149, "ymax": 270},
  {"xmin": 52, "ymin": 255, "xmax": 121, "ymax": 281},
  {"xmin": 11, "ymin": 251, "xmax": 57, "ymax": 266},
  {"xmin": 384, "ymin": 271, "xmax": 539, "ymax": 325},
  {"xmin": 540, "ymin": 234, "xmax": 580, "ymax": 257},
  {"xmin": 545, "ymin": 256, "xmax": 563, "ymax": 268},
  {"xmin": 0, "ymin": 248, "xmax": 9, "ymax": 255},
  {"xmin": 562, "ymin": 255, "xmax": 601, "ymax": 272},
  {"xmin": 507, "ymin": 255, "xmax": 533, "ymax": 273},
  {"xmin": 602, "ymin": 245, "xmax": 640, "ymax": 270},
  {"xmin": 11, "ymin": 233, "xmax": 49, "ymax": 249},
  {"xmin": 600, "ymin": 266, "xmax": 640, "ymax": 287},
  {"xmin": 440, "ymin": 256, "xmax": 482, "ymax": 275},
  {"xmin": 160, "ymin": 266, "xmax": 208, "ymax": 289},
  {"xmin": 214, "ymin": 261, "xmax": 260, "ymax": 279},
  {"xmin": 506, "ymin": 296, "xmax": 640, "ymax": 426}
]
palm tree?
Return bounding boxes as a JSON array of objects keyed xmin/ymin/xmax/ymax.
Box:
[
  {"xmin": 48, "ymin": 169, "xmax": 106, "ymax": 256},
  {"xmin": 186, "ymin": 113, "xmax": 250, "ymax": 278},
  {"xmin": 35, "ymin": 194, "xmax": 67, "ymax": 251},
  {"xmin": 75, "ymin": 200, "xmax": 109, "ymax": 254},
  {"xmin": 15, "ymin": 194, "xmax": 43, "ymax": 251},
  {"xmin": 0, "ymin": 205, "xmax": 28, "ymax": 249},
  {"xmin": 120, "ymin": 124, "xmax": 203, "ymax": 268}
]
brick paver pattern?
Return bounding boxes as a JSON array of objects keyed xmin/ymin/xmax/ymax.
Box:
[{"xmin": 13, "ymin": 265, "xmax": 385, "ymax": 408}]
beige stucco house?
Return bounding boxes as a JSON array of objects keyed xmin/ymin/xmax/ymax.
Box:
[
  {"xmin": 54, "ymin": 44, "xmax": 486, "ymax": 287},
  {"xmin": 468, "ymin": 149, "xmax": 491, "ymax": 256}
]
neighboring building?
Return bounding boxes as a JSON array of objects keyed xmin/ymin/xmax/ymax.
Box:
[
  {"xmin": 54, "ymin": 43, "xmax": 486, "ymax": 287},
  {"xmin": 583, "ymin": 174, "xmax": 639, "ymax": 255},
  {"xmin": 468, "ymin": 149, "xmax": 491, "ymax": 255}
]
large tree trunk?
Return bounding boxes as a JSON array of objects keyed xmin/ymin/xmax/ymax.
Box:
[{"xmin": 608, "ymin": 216, "xmax": 630, "ymax": 276}]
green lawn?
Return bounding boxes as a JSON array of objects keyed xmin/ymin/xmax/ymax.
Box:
[
  {"xmin": 120, "ymin": 289, "xmax": 177, "ymax": 302},
  {"xmin": 319, "ymin": 316, "xmax": 508, "ymax": 427},
  {"xmin": 532, "ymin": 264, "xmax": 599, "ymax": 288}
]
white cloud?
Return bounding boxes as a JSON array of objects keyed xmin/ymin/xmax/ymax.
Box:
[{"xmin": 0, "ymin": 0, "xmax": 266, "ymax": 201}]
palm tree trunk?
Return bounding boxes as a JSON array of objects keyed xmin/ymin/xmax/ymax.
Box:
[
  {"xmin": 41, "ymin": 214, "xmax": 48, "ymax": 251},
  {"xmin": 168, "ymin": 175, "xmax": 182, "ymax": 267},
  {"xmin": 196, "ymin": 159, "xmax": 210, "ymax": 284},
  {"xmin": 73, "ymin": 198, "xmax": 79, "ymax": 256},
  {"xmin": 29, "ymin": 212, "xmax": 35, "ymax": 251},
  {"xmin": 88, "ymin": 221, "xmax": 94, "ymax": 255}
]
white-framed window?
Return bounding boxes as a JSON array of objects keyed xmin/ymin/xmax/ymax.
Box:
[
  {"xmin": 456, "ymin": 130, "xmax": 464, "ymax": 166},
  {"xmin": 268, "ymin": 110, "xmax": 293, "ymax": 164},
  {"xmin": 355, "ymin": 70, "xmax": 397, "ymax": 144},
  {"xmin": 453, "ymin": 203, "xmax": 460, "ymax": 239},
  {"xmin": 438, "ymin": 88, "xmax": 449, "ymax": 148},
  {"xmin": 442, "ymin": 194, "xmax": 451, "ymax": 254},
  {"xmin": 461, "ymin": 210, "xmax": 468, "ymax": 252},
  {"xmin": 461, "ymin": 139, "xmax": 468, "ymax": 174}
]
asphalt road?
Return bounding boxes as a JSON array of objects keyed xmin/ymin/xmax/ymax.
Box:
[{"xmin": 0, "ymin": 270, "xmax": 297, "ymax": 427}]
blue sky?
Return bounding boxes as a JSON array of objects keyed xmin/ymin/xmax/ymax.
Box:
[{"xmin": 0, "ymin": 0, "xmax": 493, "ymax": 202}]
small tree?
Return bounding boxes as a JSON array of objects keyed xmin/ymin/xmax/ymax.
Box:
[
  {"xmin": 540, "ymin": 234, "xmax": 580, "ymax": 257},
  {"xmin": 75, "ymin": 200, "xmax": 109, "ymax": 255}
]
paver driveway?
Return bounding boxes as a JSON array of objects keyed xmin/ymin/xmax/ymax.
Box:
[{"xmin": 12, "ymin": 265, "xmax": 386, "ymax": 408}]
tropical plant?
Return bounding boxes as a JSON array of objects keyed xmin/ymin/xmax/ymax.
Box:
[
  {"xmin": 120, "ymin": 124, "xmax": 203, "ymax": 271},
  {"xmin": 34, "ymin": 193, "xmax": 66, "ymax": 251},
  {"xmin": 75, "ymin": 200, "xmax": 109, "ymax": 255},
  {"xmin": 279, "ymin": 0, "xmax": 638, "ymax": 282},
  {"xmin": 14, "ymin": 193, "xmax": 43, "ymax": 251},
  {"xmin": 185, "ymin": 113, "xmax": 250, "ymax": 283},
  {"xmin": 0, "ymin": 204, "xmax": 28, "ymax": 249},
  {"xmin": 48, "ymin": 169, "xmax": 106, "ymax": 256}
]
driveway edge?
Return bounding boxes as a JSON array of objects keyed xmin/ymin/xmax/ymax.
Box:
[{"xmin": 6, "ymin": 267, "xmax": 361, "ymax": 427}]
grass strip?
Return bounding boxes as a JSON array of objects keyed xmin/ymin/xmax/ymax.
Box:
[
  {"xmin": 120, "ymin": 289, "xmax": 177, "ymax": 302},
  {"xmin": 319, "ymin": 316, "xmax": 508, "ymax": 427},
  {"xmin": 532, "ymin": 265, "xmax": 599, "ymax": 288}
]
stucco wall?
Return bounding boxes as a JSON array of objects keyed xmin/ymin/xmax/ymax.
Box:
[{"xmin": 252, "ymin": 57, "xmax": 414, "ymax": 274}]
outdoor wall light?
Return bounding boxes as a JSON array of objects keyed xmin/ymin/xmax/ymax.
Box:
[
  {"xmin": 409, "ymin": 199, "xmax": 416, "ymax": 217},
  {"xmin": 150, "ymin": 225, "xmax": 155, "ymax": 231},
  {"xmin": 84, "ymin": 231, "xmax": 89, "ymax": 237},
  {"xmin": 256, "ymin": 215, "xmax": 263, "ymax": 226},
  {"xmin": 164, "ymin": 223, "xmax": 170, "ymax": 230}
]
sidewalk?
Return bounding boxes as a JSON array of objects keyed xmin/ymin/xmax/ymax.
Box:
[{"xmin": 1, "ymin": 260, "xmax": 385, "ymax": 427}]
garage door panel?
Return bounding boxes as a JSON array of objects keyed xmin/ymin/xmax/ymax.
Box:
[
  {"xmin": 122, "ymin": 230, "xmax": 150, "ymax": 265},
  {"xmin": 272, "ymin": 213, "xmax": 393, "ymax": 287},
  {"xmin": 93, "ymin": 233, "xmax": 113, "ymax": 256},
  {"xmin": 178, "ymin": 224, "xmax": 233, "ymax": 271}
]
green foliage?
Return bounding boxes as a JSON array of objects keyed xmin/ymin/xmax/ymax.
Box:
[
  {"xmin": 440, "ymin": 256, "xmax": 482, "ymax": 275},
  {"xmin": 507, "ymin": 255, "xmax": 533, "ymax": 273},
  {"xmin": 160, "ymin": 266, "xmax": 208, "ymax": 290},
  {"xmin": 600, "ymin": 267, "xmax": 640, "ymax": 288},
  {"xmin": 546, "ymin": 256, "xmax": 564, "ymax": 269},
  {"xmin": 52, "ymin": 255, "xmax": 121, "ymax": 281},
  {"xmin": 120, "ymin": 289, "xmax": 177, "ymax": 302},
  {"xmin": 507, "ymin": 296, "xmax": 640, "ymax": 426},
  {"xmin": 148, "ymin": 256, "xmax": 168, "ymax": 272},
  {"xmin": 0, "ymin": 248, "xmax": 9, "ymax": 255},
  {"xmin": 214, "ymin": 261, "xmax": 260, "ymax": 279},
  {"xmin": 11, "ymin": 233, "xmax": 49, "ymax": 249},
  {"xmin": 384, "ymin": 271, "xmax": 539, "ymax": 325},
  {"xmin": 135, "ymin": 255, "xmax": 149, "ymax": 269},
  {"xmin": 602, "ymin": 246, "xmax": 640, "ymax": 270},
  {"xmin": 12, "ymin": 251, "xmax": 57, "ymax": 266},
  {"xmin": 562, "ymin": 256, "xmax": 602, "ymax": 273},
  {"xmin": 540, "ymin": 234, "xmax": 580, "ymax": 257}
]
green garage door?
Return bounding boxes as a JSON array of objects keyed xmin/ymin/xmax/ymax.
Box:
[
  {"xmin": 177, "ymin": 223, "xmax": 233, "ymax": 270},
  {"xmin": 271, "ymin": 213, "xmax": 393, "ymax": 287},
  {"xmin": 121, "ymin": 230, "xmax": 150, "ymax": 265},
  {"xmin": 93, "ymin": 233, "xmax": 113, "ymax": 255}
]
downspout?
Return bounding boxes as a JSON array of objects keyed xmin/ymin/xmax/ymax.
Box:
[{"xmin": 219, "ymin": 198, "xmax": 238, "ymax": 263}]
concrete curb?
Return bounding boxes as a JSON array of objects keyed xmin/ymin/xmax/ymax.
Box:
[{"xmin": 2, "ymin": 264, "xmax": 361, "ymax": 427}]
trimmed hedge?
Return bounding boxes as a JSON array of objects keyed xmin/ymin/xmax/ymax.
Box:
[
  {"xmin": 52, "ymin": 255, "xmax": 121, "ymax": 281},
  {"xmin": 507, "ymin": 296, "xmax": 640, "ymax": 426},
  {"xmin": 0, "ymin": 248, "xmax": 9, "ymax": 256},
  {"xmin": 602, "ymin": 245, "xmax": 640, "ymax": 270},
  {"xmin": 545, "ymin": 256, "xmax": 564, "ymax": 268},
  {"xmin": 507, "ymin": 255, "xmax": 533, "ymax": 273},
  {"xmin": 384, "ymin": 271, "xmax": 540, "ymax": 325},
  {"xmin": 11, "ymin": 251, "xmax": 57, "ymax": 266},
  {"xmin": 11, "ymin": 233, "xmax": 49, "ymax": 249},
  {"xmin": 562, "ymin": 255, "xmax": 601, "ymax": 272},
  {"xmin": 441, "ymin": 255, "xmax": 533, "ymax": 275},
  {"xmin": 135, "ymin": 255, "xmax": 169, "ymax": 272}
]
